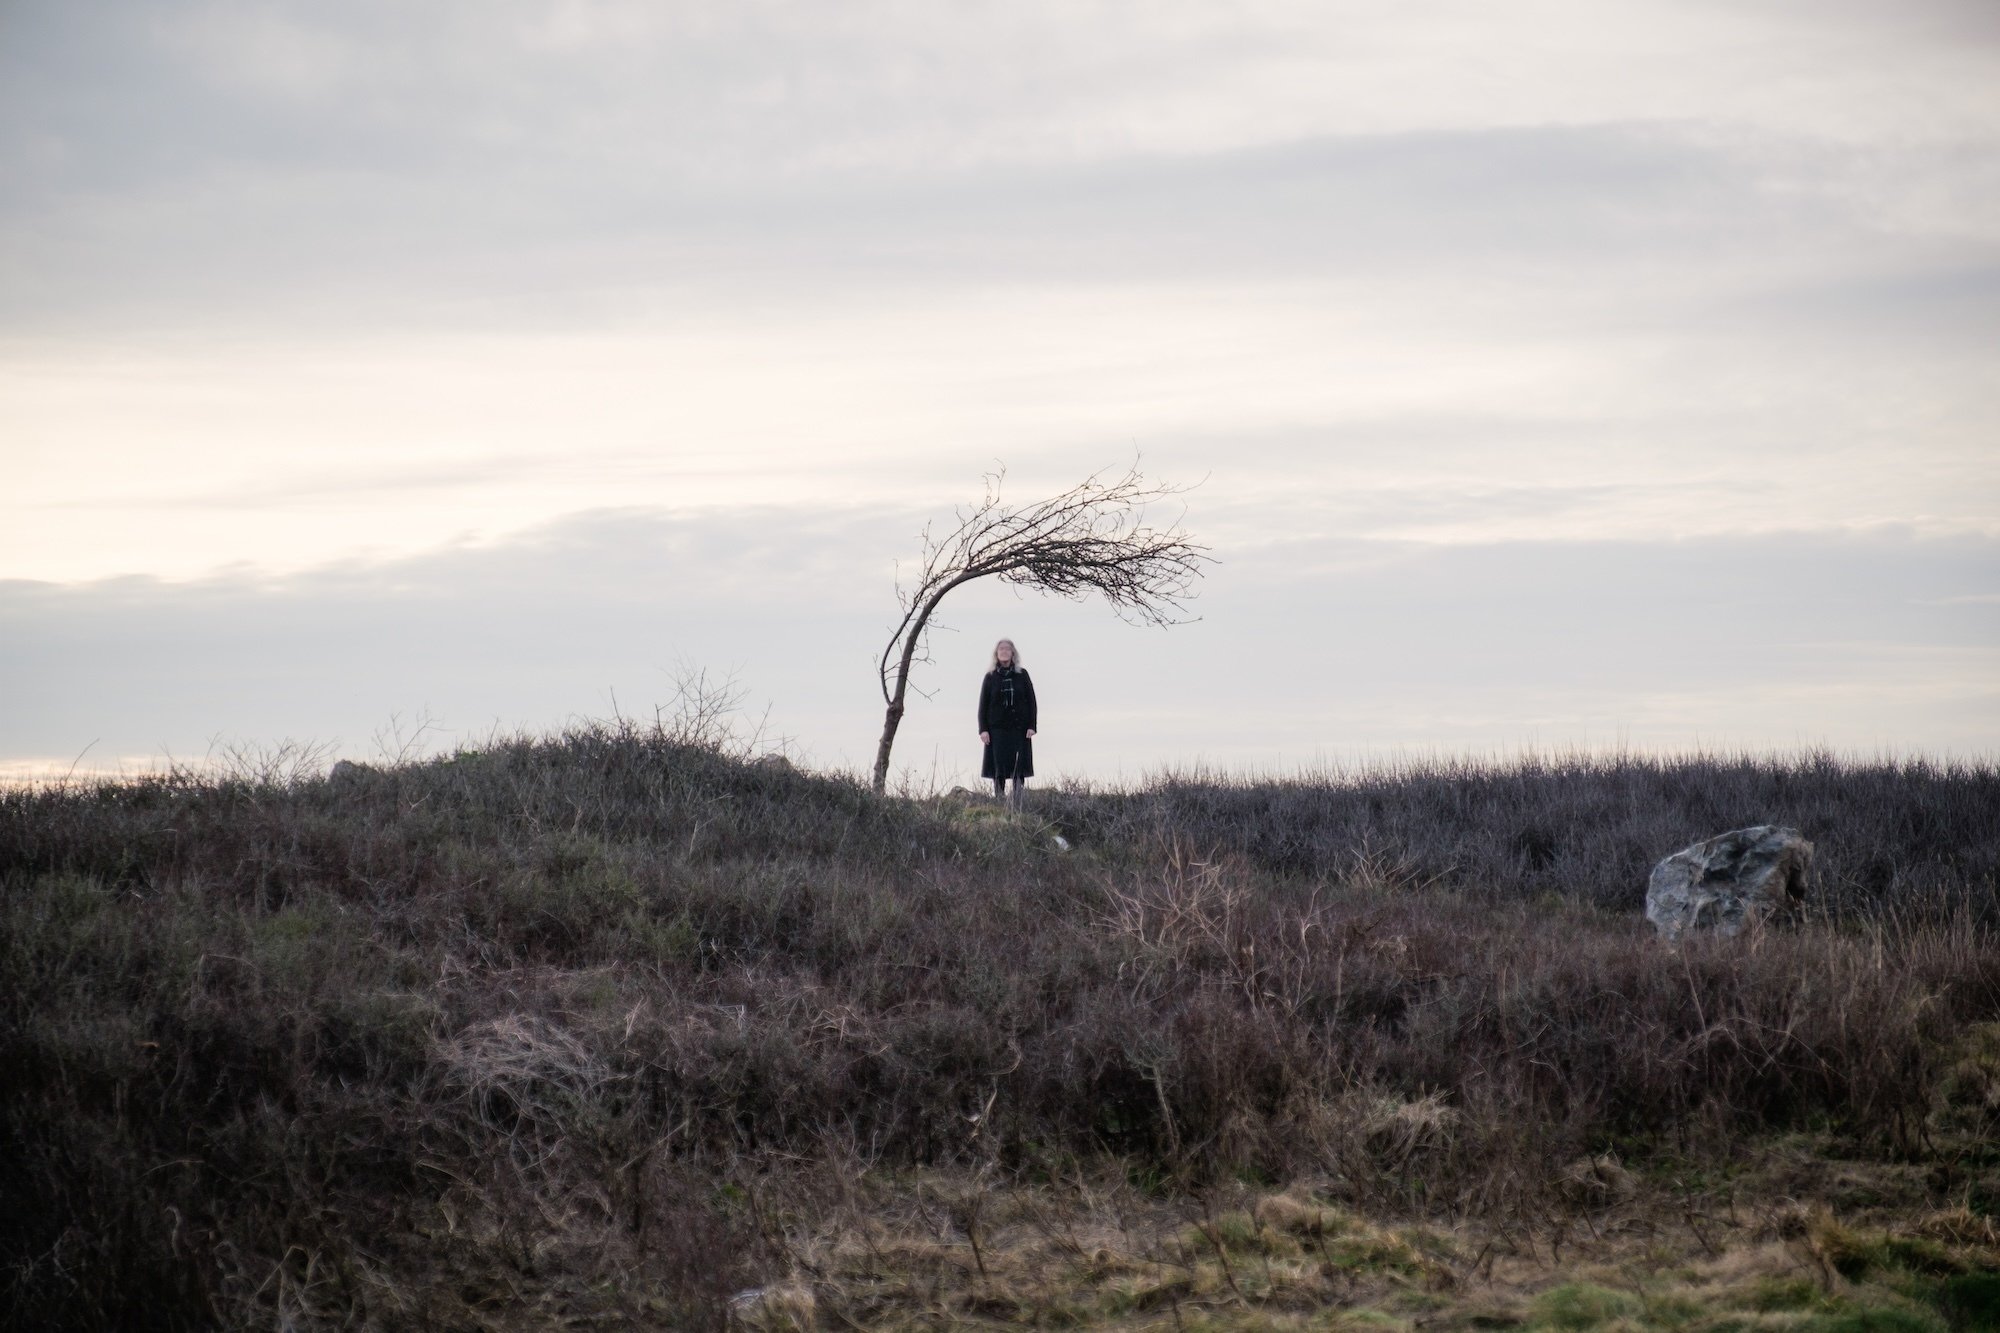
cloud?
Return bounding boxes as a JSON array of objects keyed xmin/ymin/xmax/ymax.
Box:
[
  {"xmin": 4, "ymin": 1, "xmax": 1996, "ymax": 332},
  {"xmin": 14, "ymin": 1, "xmax": 1997, "ymax": 183},
  {"xmin": 1, "ymin": 0, "xmax": 1994, "ymax": 772},
  {"xmin": 4, "ymin": 508, "xmax": 1993, "ymax": 779},
  {"xmin": 7, "ymin": 118, "xmax": 1994, "ymax": 335}
]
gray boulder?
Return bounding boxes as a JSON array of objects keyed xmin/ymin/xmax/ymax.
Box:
[{"xmin": 1646, "ymin": 824, "xmax": 1813, "ymax": 940}]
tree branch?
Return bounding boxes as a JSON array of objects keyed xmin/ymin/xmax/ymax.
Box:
[{"xmin": 872, "ymin": 458, "xmax": 1212, "ymax": 791}]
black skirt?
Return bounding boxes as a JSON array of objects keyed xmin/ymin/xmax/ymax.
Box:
[{"xmin": 981, "ymin": 728, "xmax": 1034, "ymax": 780}]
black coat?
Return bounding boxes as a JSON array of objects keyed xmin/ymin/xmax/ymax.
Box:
[
  {"xmin": 978, "ymin": 667, "xmax": 1038, "ymax": 780},
  {"xmin": 977, "ymin": 667, "xmax": 1037, "ymax": 734}
]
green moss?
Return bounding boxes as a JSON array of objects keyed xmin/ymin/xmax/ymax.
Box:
[
  {"xmin": 1799, "ymin": 1307, "xmax": 1947, "ymax": 1333},
  {"xmin": 1820, "ymin": 1228, "xmax": 1967, "ymax": 1282},
  {"xmin": 1745, "ymin": 1276, "xmax": 1825, "ymax": 1312},
  {"xmin": 1211, "ymin": 1210, "xmax": 1264, "ymax": 1252},
  {"xmin": 1694, "ymin": 1319, "xmax": 1759, "ymax": 1333},
  {"xmin": 1529, "ymin": 1283, "xmax": 1639, "ymax": 1331},
  {"xmin": 1323, "ymin": 1232, "xmax": 1429, "ymax": 1277},
  {"xmin": 1633, "ymin": 1290, "xmax": 1706, "ymax": 1329},
  {"xmin": 1929, "ymin": 1272, "xmax": 2000, "ymax": 1332}
]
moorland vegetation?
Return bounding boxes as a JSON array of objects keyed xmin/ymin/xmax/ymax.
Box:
[{"xmin": 2, "ymin": 718, "xmax": 1996, "ymax": 1329}]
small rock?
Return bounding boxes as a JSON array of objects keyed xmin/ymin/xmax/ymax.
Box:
[
  {"xmin": 1646, "ymin": 824, "xmax": 1812, "ymax": 941},
  {"xmin": 750, "ymin": 753, "xmax": 794, "ymax": 774},
  {"xmin": 1050, "ymin": 834, "xmax": 1072, "ymax": 852},
  {"xmin": 328, "ymin": 759, "xmax": 374, "ymax": 784}
]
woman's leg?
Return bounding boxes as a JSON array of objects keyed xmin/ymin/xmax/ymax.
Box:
[
  {"xmin": 1009, "ymin": 775, "xmax": 1025, "ymax": 808},
  {"xmin": 993, "ymin": 776, "xmax": 1007, "ymax": 799}
]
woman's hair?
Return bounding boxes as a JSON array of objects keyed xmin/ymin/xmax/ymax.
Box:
[{"xmin": 989, "ymin": 638, "xmax": 1022, "ymax": 671}]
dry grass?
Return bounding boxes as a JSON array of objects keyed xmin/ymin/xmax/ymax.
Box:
[
  {"xmin": 713, "ymin": 1157, "xmax": 2000, "ymax": 1331},
  {"xmin": 2, "ymin": 728, "xmax": 1996, "ymax": 1329}
]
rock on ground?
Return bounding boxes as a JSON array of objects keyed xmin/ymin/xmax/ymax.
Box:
[{"xmin": 1646, "ymin": 824, "xmax": 1813, "ymax": 940}]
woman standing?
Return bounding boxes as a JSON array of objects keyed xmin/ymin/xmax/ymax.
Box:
[{"xmin": 978, "ymin": 638, "xmax": 1037, "ymax": 808}]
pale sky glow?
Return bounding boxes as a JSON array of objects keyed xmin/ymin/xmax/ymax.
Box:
[{"xmin": 3, "ymin": 0, "xmax": 1997, "ymax": 780}]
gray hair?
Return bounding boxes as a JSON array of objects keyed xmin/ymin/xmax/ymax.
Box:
[{"xmin": 989, "ymin": 638, "xmax": 1022, "ymax": 671}]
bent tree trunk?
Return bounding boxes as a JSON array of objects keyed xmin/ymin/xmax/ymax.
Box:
[
  {"xmin": 872, "ymin": 584, "xmax": 957, "ymax": 794},
  {"xmin": 870, "ymin": 461, "xmax": 1208, "ymax": 795},
  {"xmin": 871, "ymin": 698, "xmax": 905, "ymax": 796}
]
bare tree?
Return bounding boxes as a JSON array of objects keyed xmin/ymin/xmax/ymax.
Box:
[{"xmin": 872, "ymin": 460, "xmax": 1211, "ymax": 794}]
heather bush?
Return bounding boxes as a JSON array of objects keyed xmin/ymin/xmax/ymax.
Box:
[{"xmin": 1040, "ymin": 751, "xmax": 2000, "ymax": 917}]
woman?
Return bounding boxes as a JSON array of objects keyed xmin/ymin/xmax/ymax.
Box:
[{"xmin": 977, "ymin": 637, "xmax": 1038, "ymax": 807}]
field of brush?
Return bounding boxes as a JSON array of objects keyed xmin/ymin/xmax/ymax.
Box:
[{"xmin": 2, "ymin": 730, "xmax": 1997, "ymax": 1330}]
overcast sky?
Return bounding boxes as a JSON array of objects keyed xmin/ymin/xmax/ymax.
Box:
[{"xmin": 3, "ymin": 0, "xmax": 1997, "ymax": 784}]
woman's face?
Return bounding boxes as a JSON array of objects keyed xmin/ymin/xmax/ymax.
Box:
[{"xmin": 996, "ymin": 641, "xmax": 1013, "ymax": 665}]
